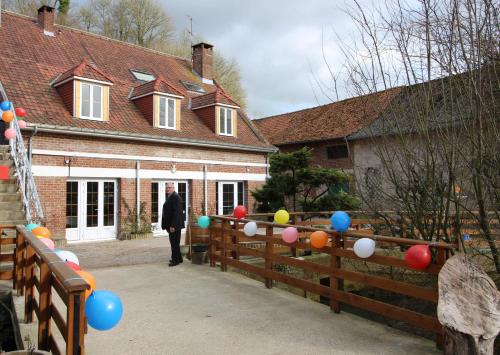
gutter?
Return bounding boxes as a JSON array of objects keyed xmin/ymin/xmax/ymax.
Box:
[{"xmin": 24, "ymin": 124, "xmax": 278, "ymax": 153}]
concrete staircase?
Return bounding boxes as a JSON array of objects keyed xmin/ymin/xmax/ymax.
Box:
[{"xmin": 0, "ymin": 145, "xmax": 26, "ymax": 228}]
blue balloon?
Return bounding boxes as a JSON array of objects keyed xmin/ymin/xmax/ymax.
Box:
[
  {"xmin": 26, "ymin": 223, "xmax": 40, "ymax": 231},
  {"xmin": 331, "ymin": 211, "xmax": 351, "ymax": 232},
  {"xmin": 85, "ymin": 290, "xmax": 123, "ymax": 331},
  {"xmin": 198, "ymin": 215, "xmax": 210, "ymax": 229},
  {"xmin": 0, "ymin": 101, "xmax": 11, "ymax": 111}
]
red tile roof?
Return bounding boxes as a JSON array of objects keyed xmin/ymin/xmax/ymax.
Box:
[
  {"xmin": 52, "ymin": 58, "xmax": 114, "ymax": 86},
  {"xmin": 0, "ymin": 12, "xmax": 271, "ymax": 150},
  {"xmin": 253, "ymin": 88, "xmax": 401, "ymax": 145},
  {"xmin": 192, "ymin": 88, "xmax": 239, "ymax": 109},
  {"xmin": 130, "ymin": 76, "xmax": 184, "ymax": 99}
]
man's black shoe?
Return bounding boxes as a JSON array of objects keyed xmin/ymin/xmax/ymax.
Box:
[
  {"xmin": 168, "ymin": 261, "xmax": 179, "ymax": 267},
  {"xmin": 169, "ymin": 259, "xmax": 183, "ymax": 263}
]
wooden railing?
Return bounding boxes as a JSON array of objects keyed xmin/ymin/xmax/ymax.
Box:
[
  {"xmin": 12, "ymin": 225, "xmax": 88, "ymax": 355},
  {"xmin": 0, "ymin": 225, "xmax": 16, "ymax": 282},
  {"xmin": 209, "ymin": 216, "xmax": 455, "ymax": 348}
]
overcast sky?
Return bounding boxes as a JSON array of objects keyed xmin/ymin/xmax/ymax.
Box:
[{"xmin": 162, "ymin": 1, "xmax": 365, "ymax": 119}]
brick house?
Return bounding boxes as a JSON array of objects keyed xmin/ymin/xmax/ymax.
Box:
[
  {"xmin": 0, "ymin": 7, "xmax": 275, "ymax": 243},
  {"xmin": 254, "ymin": 89, "xmax": 400, "ymax": 192}
]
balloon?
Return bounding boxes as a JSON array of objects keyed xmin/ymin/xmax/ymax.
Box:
[
  {"xmin": 15, "ymin": 107, "xmax": 26, "ymax": 117},
  {"xmin": 66, "ymin": 261, "xmax": 81, "ymax": 271},
  {"xmin": 233, "ymin": 205, "xmax": 247, "ymax": 219},
  {"xmin": 197, "ymin": 215, "xmax": 210, "ymax": 229},
  {"xmin": 405, "ymin": 245, "xmax": 432, "ymax": 270},
  {"xmin": 243, "ymin": 221, "xmax": 258, "ymax": 236},
  {"xmin": 2, "ymin": 111, "xmax": 14, "ymax": 123},
  {"xmin": 4, "ymin": 128, "xmax": 16, "ymax": 140},
  {"xmin": 38, "ymin": 237, "xmax": 55, "ymax": 250},
  {"xmin": 17, "ymin": 120, "xmax": 27, "ymax": 129},
  {"xmin": 32, "ymin": 226, "xmax": 51, "ymax": 239},
  {"xmin": 85, "ymin": 290, "xmax": 123, "ymax": 331},
  {"xmin": 26, "ymin": 223, "xmax": 40, "ymax": 231},
  {"xmin": 310, "ymin": 231, "xmax": 328, "ymax": 249},
  {"xmin": 76, "ymin": 270, "xmax": 96, "ymax": 299},
  {"xmin": 0, "ymin": 101, "xmax": 11, "ymax": 111},
  {"xmin": 55, "ymin": 249, "xmax": 79, "ymax": 265},
  {"xmin": 274, "ymin": 209, "xmax": 289, "ymax": 224},
  {"xmin": 331, "ymin": 211, "xmax": 351, "ymax": 232},
  {"xmin": 282, "ymin": 227, "xmax": 298, "ymax": 243},
  {"xmin": 353, "ymin": 238, "xmax": 376, "ymax": 258}
]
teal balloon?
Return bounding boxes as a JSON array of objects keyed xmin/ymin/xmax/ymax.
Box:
[
  {"xmin": 26, "ymin": 223, "xmax": 40, "ymax": 231},
  {"xmin": 197, "ymin": 215, "xmax": 210, "ymax": 229}
]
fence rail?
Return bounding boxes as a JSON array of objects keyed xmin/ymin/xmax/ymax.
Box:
[
  {"xmin": 12, "ymin": 225, "xmax": 88, "ymax": 355},
  {"xmin": 209, "ymin": 215, "xmax": 455, "ymax": 348}
]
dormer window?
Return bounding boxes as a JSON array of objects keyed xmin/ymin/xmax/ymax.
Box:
[
  {"xmin": 80, "ymin": 82, "xmax": 103, "ymax": 120},
  {"xmin": 219, "ymin": 107, "xmax": 233, "ymax": 136},
  {"xmin": 131, "ymin": 70, "xmax": 155, "ymax": 82},
  {"xmin": 158, "ymin": 96, "xmax": 176, "ymax": 129}
]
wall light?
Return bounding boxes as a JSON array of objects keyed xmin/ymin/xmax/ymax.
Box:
[{"xmin": 171, "ymin": 163, "xmax": 176, "ymax": 174}]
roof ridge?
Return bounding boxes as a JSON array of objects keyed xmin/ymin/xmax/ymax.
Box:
[{"xmin": 1, "ymin": 10, "xmax": 191, "ymax": 64}]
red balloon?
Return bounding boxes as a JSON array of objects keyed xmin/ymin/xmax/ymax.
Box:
[
  {"xmin": 233, "ymin": 205, "xmax": 247, "ymax": 219},
  {"xmin": 66, "ymin": 261, "xmax": 81, "ymax": 271},
  {"xmin": 404, "ymin": 245, "xmax": 431, "ymax": 270},
  {"xmin": 15, "ymin": 107, "xmax": 26, "ymax": 117}
]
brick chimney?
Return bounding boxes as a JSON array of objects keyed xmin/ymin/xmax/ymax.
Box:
[
  {"xmin": 192, "ymin": 42, "xmax": 214, "ymax": 83},
  {"xmin": 37, "ymin": 5, "xmax": 55, "ymax": 35}
]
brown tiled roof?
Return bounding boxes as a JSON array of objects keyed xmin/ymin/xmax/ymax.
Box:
[
  {"xmin": 253, "ymin": 88, "xmax": 401, "ymax": 145},
  {"xmin": 130, "ymin": 76, "xmax": 184, "ymax": 99},
  {"xmin": 0, "ymin": 12, "xmax": 271, "ymax": 150},
  {"xmin": 52, "ymin": 58, "xmax": 113, "ymax": 86},
  {"xmin": 192, "ymin": 88, "xmax": 239, "ymax": 109}
]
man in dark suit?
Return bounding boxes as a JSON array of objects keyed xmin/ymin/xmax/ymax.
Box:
[{"xmin": 161, "ymin": 182, "xmax": 185, "ymax": 266}]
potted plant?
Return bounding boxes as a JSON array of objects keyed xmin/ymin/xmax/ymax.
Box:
[{"xmin": 119, "ymin": 199, "xmax": 153, "ymax": 240}]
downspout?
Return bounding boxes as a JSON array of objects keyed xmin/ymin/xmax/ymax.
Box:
[
  {"xmin": 203, "ymin": 165, "xmax": 208, "ymax": 214},
  {"xmin": 28, "ymin": 126, "xmax": 38, "ymax": 162},
  {"xmin": 136, "ymin": 160, "xmax": 140, "ymax": 228}
]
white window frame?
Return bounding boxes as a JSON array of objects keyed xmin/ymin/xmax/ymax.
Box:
[
  {"xmin": 219, "ymin": 107, "xmax": 233, "ymax": 136},
  {"xmin": 158, "ymin": 96, "xmax": 176, "ymax": 129},
  {"xmin": 80, "ymin": 82, "xmax": 104, "ymax": 121}
]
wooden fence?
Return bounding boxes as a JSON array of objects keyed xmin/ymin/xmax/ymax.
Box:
[
  {"xmin": 3, "ymin": 225, "xmax": 88, "ymax": 355},
  {"xmin": 209, "ymin": 216, "xmax": 456, "ymax": 348},
  {"xmin": 0, "ymin": 225, "xmax": 16, "ymax": 281}
]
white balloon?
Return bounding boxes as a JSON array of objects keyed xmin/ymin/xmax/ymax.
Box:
[
  {"xmin": 353, "ymin": 238, "xmax": 376, "ymax": 258},
  {"xmin": 55, "ymin": 250, "xmax": 80, "ymax": 265},
  {"xmin": 243, "ymin": 221, "xmax": 258, "ymax": 237}
]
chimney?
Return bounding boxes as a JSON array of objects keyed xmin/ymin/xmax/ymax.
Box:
[
  {"xmin": 37, "ymin": 5, "xmax": 55, "ymax": 35},
  {"xmin": 192, "ymin": 42, "xmax": 214, "ymax": 83}
]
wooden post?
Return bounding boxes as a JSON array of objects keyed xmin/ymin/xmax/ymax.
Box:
[
  {"xmin": 435, "ymin": 245, "xmax": 447, "ymax": 350},
  {"xmin": 329, "ymin": 233, "xmax": 343, "ymax": 313},
  {"xmin": 265, "ymin": 225, "xmax": 274, "ymax": 289},
  {"xmin": 291, "ymin": 214, "xmax": 297, "ymax": 257},
  {"xmin": 66, "ymin": 292, "xmax": 86, "ymax": 355},
  {"xmin": 231, "ymin": 221, "xmax": 239, "ymax": 260},
  {"xmin": 14, "ymin": 229, "xmax": 25, "ymax": 295},
  {"xmin": 24, "ymin": 244, "xmax": 35, "ymax": 323},
  {"xmin": 221, "ymin": 220, "xmax": 229, "ymax": 272},
  {"xmin": 209, "ymin": 224, "xmax": 216, "ymax": 267},
  {"xmin": 37, "ymin": 262, "xmax": 52, "ymax": 350}
]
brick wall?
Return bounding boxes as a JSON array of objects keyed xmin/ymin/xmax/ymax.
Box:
[
  {"xmin": 55, "ymin": 80, "xmax": 73, "ymax": 115},
  {"xmin": 36, "ymin": 176, "xmax": 66, "ymax": 240},
  {"xmin": 194, "ymin": 106, "xmax": 216, "ymax": 132},
  {"xmin": 134, "ymin": 95, "xmax": 154, "ymax": 125}
]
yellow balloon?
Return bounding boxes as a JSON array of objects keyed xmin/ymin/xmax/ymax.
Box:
[{"xmin": 274, "ymin": 210, "xmax": 290, "ymax": 224}]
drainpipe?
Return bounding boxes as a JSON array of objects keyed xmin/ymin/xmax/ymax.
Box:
[
  {"xmin": 136, "ymin": 160, "xmax": 140, "ymax": 227},
  {"xmin": 28, "ymin": 126, "xmax": 38, "ymax": 162},
  {"xmin": 203, "ymin": 165, "xmax": 208, "ymax": 214}
]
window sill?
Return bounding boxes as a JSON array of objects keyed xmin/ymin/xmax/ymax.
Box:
[{"xmin": 77, "ymin": 115, "xmax": 104, "ymax": 122}]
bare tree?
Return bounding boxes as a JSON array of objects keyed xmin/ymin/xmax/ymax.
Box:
[{"xmin": 326, "ymin": 0, "xmax": 499, "ymax": 271}]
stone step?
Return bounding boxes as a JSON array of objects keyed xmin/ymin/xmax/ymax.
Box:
[
  {"xmin": 0, "ymin": 219, "xmax": 26, "ymax": 226},
  {"xmin": 0, "ymin": 210, "xmax": 25, "ymax": 221},
  {"xmin": 0, "ymin": 201, "xmax": 22, "ymax": 209},
  {"xmin": 0, "ymin": 184, "xmax": 18, "ymax": 193},
  {"xmin": 0, "ymin": 193, "xmax": 21, "ymax": 202},
  {"xmin": 0, "ymin": 177, "xmax": 17, "ymax": 185},
  {"xmin": 0, "ymin": 160, "xmax": 14, "ymax": 167}
]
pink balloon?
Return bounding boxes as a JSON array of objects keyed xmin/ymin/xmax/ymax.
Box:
[
  {"xmin": 4, "ymin": 128, "xmax": 16, "ymax": 140},
  {"xmin": 282, "ymin": 227, "xmax": 298, "ymax": 243},
  {"xmin": 38, "ymin": 237, "xmax": 55, "ymax": 250},
  {"xmin": 17, "ymin": 120, "xmax": 27, "ymax": 129}
]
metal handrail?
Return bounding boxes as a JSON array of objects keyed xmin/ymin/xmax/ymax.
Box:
[{"xmin": 0, "ymin": 82, "xmax": 44, "ymax": 223}]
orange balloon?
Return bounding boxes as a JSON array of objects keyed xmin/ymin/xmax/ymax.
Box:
[
  {"xmin": 76, "ymin": 270, "xmax": 96, "ymax": 299},
  {"xmin": 2, "ymin": 111, "xmax": 14, "ymax": 123},
  {"xmin": 32, "ymin": 226, "xmax": 51, "ymax": 239},
  {"xmin": 310, "ymin": 231, "xmax": 328, "ymax": 249}
]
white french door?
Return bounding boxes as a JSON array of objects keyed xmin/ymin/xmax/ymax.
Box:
[
  {"xmin": 66, "ymin": 180, "xmax": 117, "ymax": 242},
  {"xmin": 151, "ymin": 181, "xmax": 188, "ymax": 235},
  {"xmin": 217, "ymin": 181, "xmax": 244, "ymax": 215}
]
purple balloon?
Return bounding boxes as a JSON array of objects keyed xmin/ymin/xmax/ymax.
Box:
[{"xmin": 282, "ymin": 227, "xmax": 298, "ymax": 243}]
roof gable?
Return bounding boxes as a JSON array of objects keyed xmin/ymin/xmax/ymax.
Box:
[
  {"xmin": 130, "ymin": 76, "xmax": 184, "ymax": 99},
  {"xmin": 52, "ymin": 59, "xmax": 114, "ymax": 86}
]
